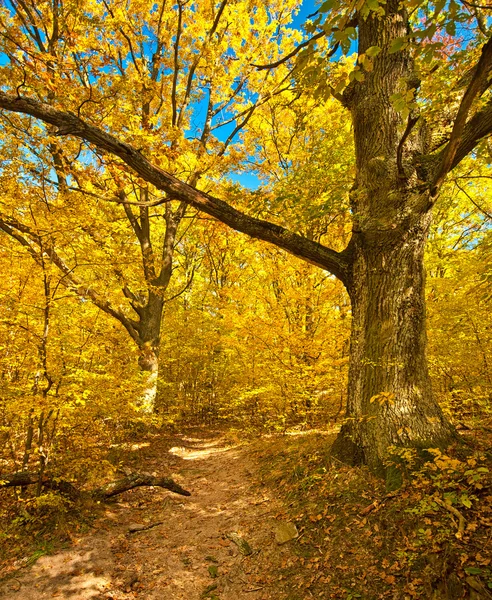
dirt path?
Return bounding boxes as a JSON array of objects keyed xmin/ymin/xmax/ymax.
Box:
[{"xmin": 0, "ymin": 433, "xmax": 297, "ymax": 599}]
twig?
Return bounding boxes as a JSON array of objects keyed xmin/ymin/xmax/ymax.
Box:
[
  {"xmin": 454, "ymin": 180, "xmax": 492, "ymax": 219},
  {"xmin": 434, "ymin": 496, "xmax": 466, "ymax": 538},
  {"xmin": 128, "ymin": 521, "xmax": 164, "ymax": 534}
]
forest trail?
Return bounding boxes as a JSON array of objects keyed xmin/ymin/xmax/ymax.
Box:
[{"xmin": 0, "ymin": 432, "xmax": 297, "ymax": 600}]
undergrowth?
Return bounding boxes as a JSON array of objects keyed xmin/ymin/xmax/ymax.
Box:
[{"xmin": 251, "ymin": 429, "xmax": 492, "ymax": 600}]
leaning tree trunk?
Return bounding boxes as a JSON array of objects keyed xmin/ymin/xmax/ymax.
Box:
[{"xmin": 331, "ymin": 0, "xmax": 456, "ymax": 473}]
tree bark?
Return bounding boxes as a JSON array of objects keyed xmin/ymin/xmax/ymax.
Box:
[
  {"xmin": 331, "ymin": 0, "xmax": 457, "ymax": 472},
  {"xmin": 136, "ymin": 292, "xmax": 165, "ymax": 412},
  {"xmin": 331, "ymin": 208, "xmax": 456, "ymax": 473}
]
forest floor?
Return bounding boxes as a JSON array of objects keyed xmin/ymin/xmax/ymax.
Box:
[
  {"xmin": 0, "ymin": 429, "xmax": 313, "ymax": 600},
  {"xmin": 0, "ymin": 426, "xmax": 491, "ymax": 599}
]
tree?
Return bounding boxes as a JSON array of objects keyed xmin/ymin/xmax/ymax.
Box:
[
  {"xmin": 0, "ymin": 0, "xmax": 491, "ymax": 471},
  {"xmin": 0, "ymin": 229, "xmax": 147, "ymax": 488},
  {"xmin": 0, "ymin": 0, "xmax": 302, "ymax": 410}
]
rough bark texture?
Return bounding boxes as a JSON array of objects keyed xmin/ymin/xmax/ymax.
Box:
[
  {"xmin": 331, "ymin": 1, "xmax": 457, "ymax": 472},
  {"xmin": 331, "ymin": 210, "xmax": 455, "ymax": 472}
]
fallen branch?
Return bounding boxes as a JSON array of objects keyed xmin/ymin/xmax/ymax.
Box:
[
  {"xmin": 0, "ymin": 471, "xmax": 80, "ymax": 497},
  {"xmin": 0, "ymin": 471, "xmax": 191, "ymax": 499},
  {"xmin": 92, "ymin": 473, "xmax": 191, "ymax": 498},
  {"xmin": 128, "ymin": 521, "xmax": 164, "ymax": 534},
  {"xmin": 433, "ymin": 496, "xmax": 466, "ymax": 538}
]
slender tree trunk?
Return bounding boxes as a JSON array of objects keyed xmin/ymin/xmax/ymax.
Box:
[
  {"xmin": 137, "ymin": 292, "xmax": 164, "ymax": 413},
  {"xmin": 138, "ymin": 349, "xmax": 159, "ymax": 413}
]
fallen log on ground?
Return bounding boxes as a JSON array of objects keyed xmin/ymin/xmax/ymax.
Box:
[
  {"xmin": 92, "ymin": 474, "xmax": 191, "ymax": 498},
  {"xmin": 0, "ymin": 471, "xmax": 191, "ymax": 498}
]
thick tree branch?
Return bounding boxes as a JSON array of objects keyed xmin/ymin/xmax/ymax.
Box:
[
  {"xmin": 437, "ymin": 98, "xmax": 492, "ymax": 176},
  {"xmin": 0, "ymin": 92, "xmax": 353, "ymax": 285},
  {"xmin": 433, "ymin": 36, "xmax": 492, "ymax": 189}
]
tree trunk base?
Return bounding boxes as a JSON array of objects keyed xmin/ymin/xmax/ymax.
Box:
[
  {"xmin": 330, "ymin": 419, "xmax": 460, "ymax": 482},
  {"xmin": 330, "ymin": 425, "xmax": 366, "ymax": 467}
]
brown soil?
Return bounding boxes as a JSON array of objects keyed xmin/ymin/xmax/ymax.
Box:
[{"xmin": 0, "ymin": 432, "xmax": 296, "ymax": 600}]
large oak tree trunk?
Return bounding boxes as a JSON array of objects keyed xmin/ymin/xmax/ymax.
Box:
[
  {"xmin": 331, "ymin": 208, "xmax": 456, "ymax": 472},
  {"xmin": 331, "ymin": 0, "xmax": 457, "ymax": 472}
]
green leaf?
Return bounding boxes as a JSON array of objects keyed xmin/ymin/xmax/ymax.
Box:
[
  {"xmin": 319, "ymin": 0, "xmax": 338, "ymax": 12},
  {"xmin": 445, "ymin": 21, "xmax": 456, "ymax": 36},
  {"xmin": 366, "ymin": 45, "xmax": 381, "ymax": 58},
  {"xmin": 389, "ymin": 37, "xmax": 406, "ymax": 54},
  {"xmin": 345, "ymin": 27, "xmax": 357, "ymax": 39}
]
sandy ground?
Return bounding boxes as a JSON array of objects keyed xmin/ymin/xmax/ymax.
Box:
[{"xmin": 0, "ymin": 433, "xmax": 297, "ymax": 599}]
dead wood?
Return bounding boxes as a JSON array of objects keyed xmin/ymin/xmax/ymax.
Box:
[
  {"xmin": 128, "ymin": 521, "xmax": 164, "ymax": 533},
  {"xmin": 0, "ymin": 471, "xmax": 80, "ymax": 498},
  {"xmin": 0, "ymin": 471, "xmax": 191, "ymax": 499},
  {"xmin": 91, "ymin": 474, "xmax": 191, "ymax": 498}
]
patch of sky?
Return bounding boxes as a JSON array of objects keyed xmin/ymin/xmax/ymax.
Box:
[{"xmin": 228, "ymin": 171, "xmax": 263, "ymax": 190}]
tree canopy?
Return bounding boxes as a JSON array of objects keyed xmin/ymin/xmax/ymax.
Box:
[{"xmin": 0, "ymin": 0, "xmax": 491, "ymax": 472}]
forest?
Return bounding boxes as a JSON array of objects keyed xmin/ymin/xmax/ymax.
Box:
[{"xmin": 0, "ymin": 0, "xmax": 491, "ymax": 597}]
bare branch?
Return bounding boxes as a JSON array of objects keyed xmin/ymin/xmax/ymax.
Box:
[
  {"xmin": 433, "ymin": 36, "xmax": 492, "ymax": 189},
  {"xmin": 171, "ymin": 1, "xmax": 184, "ymax": 128},
  {"xmin": 163, "ymin": 265, "xmax": 195, "ymax": 304},
  {"xmin": 253, "ymin": 30, "xmax": 328, "ymax": 70},
  {"xmin": 454, "ymin": 180, "xmax": 492, "ymax": 219}
]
